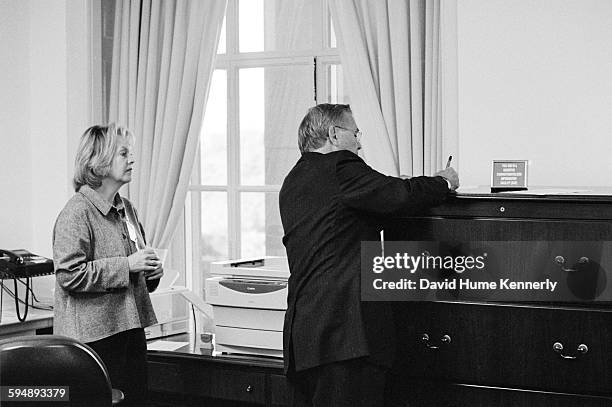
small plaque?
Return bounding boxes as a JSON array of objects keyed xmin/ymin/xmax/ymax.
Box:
[{"xmin": 491, "ymin": 160, "xmax": 528, "ymax": 192}]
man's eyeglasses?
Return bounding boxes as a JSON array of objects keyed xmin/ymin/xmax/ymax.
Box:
[{"xmin": 334, "ymin": 125, "xmax": 362, "ymax": 140}]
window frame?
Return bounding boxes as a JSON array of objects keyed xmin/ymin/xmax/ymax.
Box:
[{"xmin": 186, "ymin": 0, "xmax": 341, "ymax": 295}]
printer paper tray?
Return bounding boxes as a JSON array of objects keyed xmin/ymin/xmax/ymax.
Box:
[
  {"xmin": 215, "ymin": 326, "xmax": 283, "ymax": 352},
  {"xmin": 213, "ymin": 306, "xmax": 285, "ymax": 331}
]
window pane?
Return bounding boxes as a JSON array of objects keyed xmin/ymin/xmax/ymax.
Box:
[
  {"xmin": 329, "ymin": 64, "xmax": 348, "ymax": 104},
  {"xmin": 200, "ymin": 191, "xmax": 228, "ymax": 261},
  {"xmin": 239, "ymin": 68, "xmax": 265, "ymax": 185},
  {"xmin": 239, "ymin": 0, "xmax": 318, "ymax": 52},
  {"xmin": 240, "ymin": 65, "xmax": 312, "ymax": 186},
  {"xmin": 201, "ymin": 70, "xmax": 227, "ymax": 185},
  {"xmin": 217, "ymin": 16, "xmax": 226, "ymax": 54},
  {"xmin": 330, "ymin": 14, "xmax": 337, "ymax": 48},
  {"xmin": 239, "ymin": 0, "xmax": 264, "ymax": 52},
  {"xmin": 241, "ymin": 192, "xmax": 285, "ymax": 258}
]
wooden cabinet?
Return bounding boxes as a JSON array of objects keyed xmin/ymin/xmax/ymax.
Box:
[
  {"xmin": 148, "ymin": 190, "xmax": 612, "ymax": 406},
  {"xmin": 386, "ymin": 190, "xmax": 612, "ymax": 406}
]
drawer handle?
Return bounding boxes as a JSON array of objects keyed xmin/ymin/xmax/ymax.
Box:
[
  {"xmin": 422, "ymin": 333, "xmax": 451, "ymax": 349},
  {"xmin": 245, "ymin": 385, "xmax": 253, "ymax": 393},
  {"xmin": 554, "ymin": 256, "xmax": 589, "ymax": 272},
  {"xmin": 553, "ymin": 342, "xmax": 589, "ymax": 359}
]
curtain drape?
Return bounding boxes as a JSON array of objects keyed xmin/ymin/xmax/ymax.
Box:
[
  {"xmin": 108, "ymin": 0, "xmax": 227, "ymax": 250},
  {"xmin": 329, "ymin": 0, "xmax": 458, "ymax": 176}
]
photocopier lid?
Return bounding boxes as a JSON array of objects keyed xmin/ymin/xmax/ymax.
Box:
[{"xmin": 210, "ymin": 256, "xmax": 289, "ymax": 280}]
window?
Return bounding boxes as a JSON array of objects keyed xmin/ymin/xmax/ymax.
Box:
[{"xmin": 187, "ymin": 0, "xmax": 348, "ymax": 294}]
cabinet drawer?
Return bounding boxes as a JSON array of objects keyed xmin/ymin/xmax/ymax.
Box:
[
  {"xmin": 188, "ymin": 367, "xmax": 266, "ymax": 404},
  {"xmin": 379, "ymin": 240, "xmax": 612, "ymax": 303},
  {"xmin": 428, "ymin": 199, "xmax": 612, "ymax": 221},
  {"xmin": 474, "ymin": 240, "xmax": 610, "ymax": 303},
  {"xmin": 148, "ymin": 361, "xmax": 184, "ymax": 393},
  {"xmin": 387, "ymin": 218, "xmax": 612, "ymax": 242},
  {"xmin": 394, "ymin": 303, "xmax": 612, "ymax": 395}
]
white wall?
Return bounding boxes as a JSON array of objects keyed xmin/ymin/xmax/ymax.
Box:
[
  {"xmin": 457, "ymin": 0, "xmax": 612, "ymax": 188},
  {"xmin": 0, "ymin": 0, "xmax": 90, "ymax": 303},
  {"xmin": 0, "ymin": 0, "xmax": 33, "ymax": 250},
  {"xmin": 29, "ymin": 0, "xmax": 70, "ymax": 258}
]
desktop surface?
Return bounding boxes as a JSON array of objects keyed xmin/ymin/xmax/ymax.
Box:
[
  {"xmin": 0, "ymin": 307, "xmax": 53, "ymax": 337},
  {"xmin": 456, "ymin": 185, "xmax": 612, "ymax": 199},
  {"xmin": 147, "ymin": 331, "xmax": 284, "ymax": 370}
]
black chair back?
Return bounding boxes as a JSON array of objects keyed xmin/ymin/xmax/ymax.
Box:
[{"xmin": 0, "ymin": 335, "xmax": 114, "ymax": 407}]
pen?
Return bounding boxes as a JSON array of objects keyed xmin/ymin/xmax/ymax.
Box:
[{"xmin": 446, "ymin": 155, "xmax": 452, "ymax": 169}]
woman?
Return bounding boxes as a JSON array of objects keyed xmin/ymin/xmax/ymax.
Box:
[{"xmin": 53, "ymin": 124, "xmax": 163, "ymax": 406}]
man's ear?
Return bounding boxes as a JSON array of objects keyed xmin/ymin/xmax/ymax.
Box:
[{"xmin": 327, "ymin": 126, "xmax": 338, "ymax": 146}]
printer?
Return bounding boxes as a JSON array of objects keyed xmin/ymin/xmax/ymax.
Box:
[{"xmin": 206, "ymin": 256, "xmax": 289, "ymax": 358}]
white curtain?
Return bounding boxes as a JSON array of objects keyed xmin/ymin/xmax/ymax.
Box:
[
  {"xmin": 329, "ymin": 0, "xmax": 458, "ymax": 176},
  {"xmin": 109, "ymin": 0, "xmax": 227, "ymax": 249}
]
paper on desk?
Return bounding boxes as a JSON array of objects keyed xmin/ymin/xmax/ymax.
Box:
[{"xmin": 147, "ymin": 340, "xmax": 188, "ymax": 351}]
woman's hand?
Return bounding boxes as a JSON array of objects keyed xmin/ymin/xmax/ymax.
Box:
[
  {"xmin": 145, "ymin": 267, "xmax": 164, "ymax": 280},
  {"xmin": 128, "ymin": 249, "xmax": 160, "ymax": 273}
]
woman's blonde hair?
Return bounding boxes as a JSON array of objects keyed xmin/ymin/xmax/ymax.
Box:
[{"xmin": 73, "ymin": 124, "xmax": 134, "ymax": 191}]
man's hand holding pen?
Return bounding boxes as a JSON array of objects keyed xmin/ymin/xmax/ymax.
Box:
[{"xmin": 435, "ymin": 155, "xmax": 459, "ymax": 191}]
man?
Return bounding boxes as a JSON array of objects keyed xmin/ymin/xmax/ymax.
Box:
[{"xmin": 279, "ymin": 104, "xmax": 459, "ymax": 406}]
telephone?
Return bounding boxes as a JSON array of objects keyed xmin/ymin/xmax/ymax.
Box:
[{"xmin": 0, "ymin": 249, "xmax": 54, "ymax": 279}]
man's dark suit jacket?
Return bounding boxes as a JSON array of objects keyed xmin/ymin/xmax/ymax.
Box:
[{"xmin": 279, "ymin": 150, "xmax": 450, "ymax": 374}]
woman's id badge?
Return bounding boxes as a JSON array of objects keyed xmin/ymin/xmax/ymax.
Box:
[{"xmin": 126, "ymin": 220, "xmax": 140, "ymax": 248}]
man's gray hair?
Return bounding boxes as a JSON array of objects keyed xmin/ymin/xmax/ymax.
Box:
[
  {"xmin": 298, "ymin": 103, "xmax": 351, "ymax": 154},
  {"xmin": 73, "ymin": 124, "xmax": 134, "ymax": 192}
]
